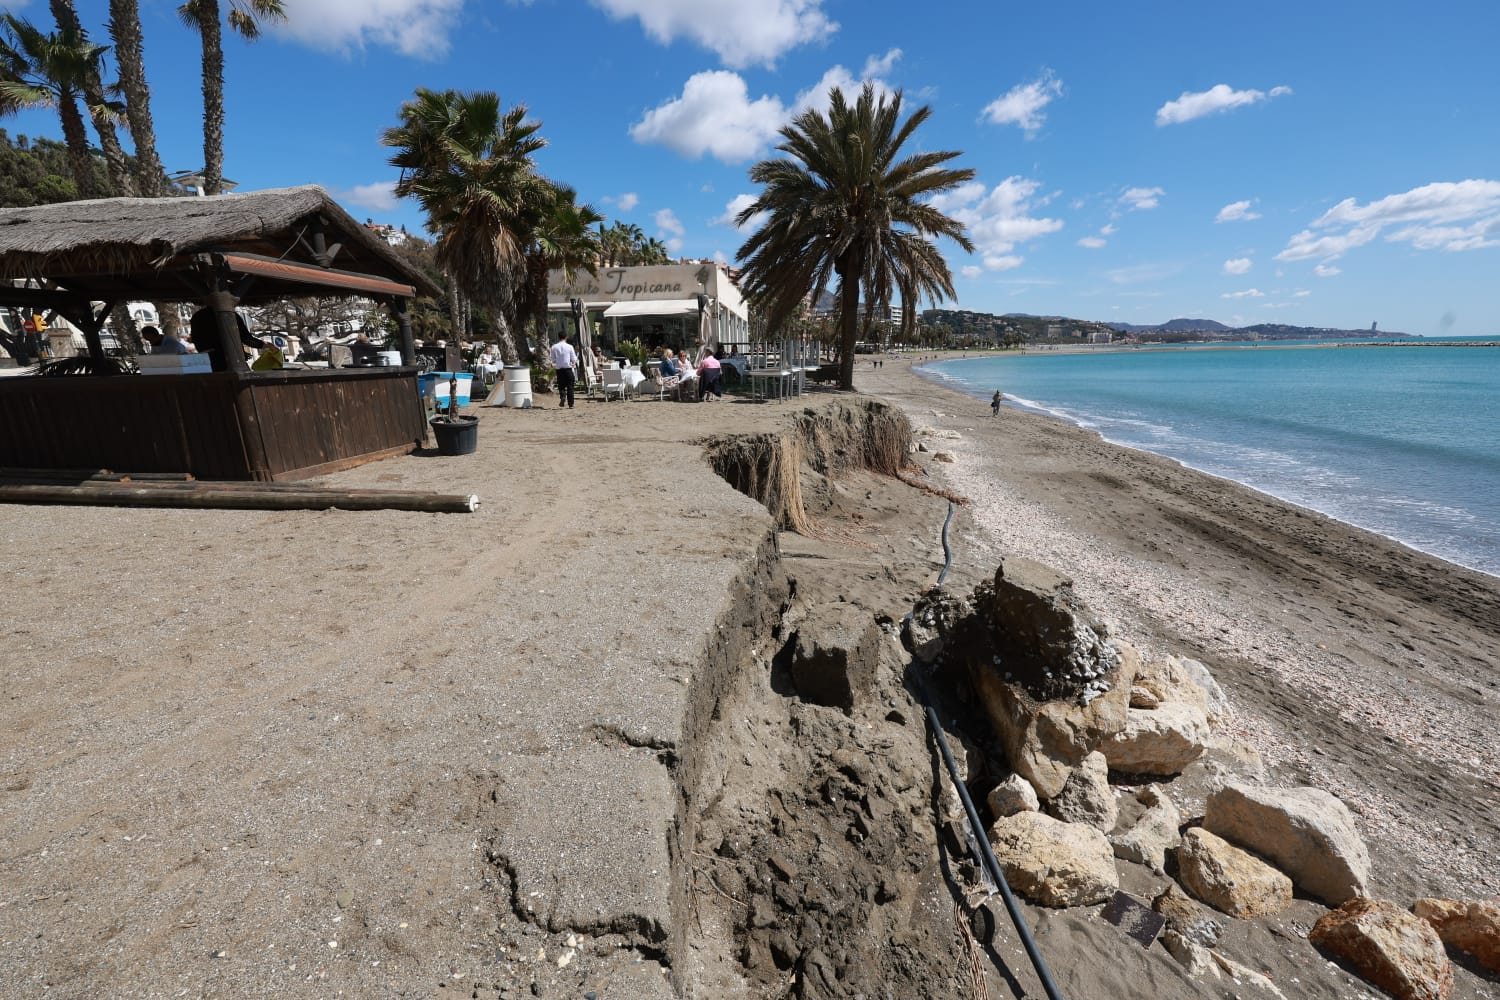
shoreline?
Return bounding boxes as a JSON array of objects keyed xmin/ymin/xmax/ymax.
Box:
[
  {"xmin": 915, "ymin": 355, "xmax": 1500, "ymax": 582},
  {"xmin": 864, "ymin": 356, "xmax": 1500, "ymax": 905}
]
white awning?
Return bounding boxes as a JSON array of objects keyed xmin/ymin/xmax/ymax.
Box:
[{"xmin": 602, "ymin": 299, "xmax": 699, "ymax": 318}]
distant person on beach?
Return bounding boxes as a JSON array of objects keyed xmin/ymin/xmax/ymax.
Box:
[
  {"xmin": 991, "ymin": 390, "xmax": 1003, "ymax": 416},
  {"xmin": 549, "ymin": 331, "xmax": 578, "ymax": 409}
]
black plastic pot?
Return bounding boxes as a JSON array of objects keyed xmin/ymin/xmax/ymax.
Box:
[{"xmin": 430, "ymin": 416, "xmax": 479, "ymax": 456}]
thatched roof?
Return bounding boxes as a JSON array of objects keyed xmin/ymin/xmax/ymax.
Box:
[{"xmin": 0, "ymin": 185, "xmax": 439, "ymax": 304}]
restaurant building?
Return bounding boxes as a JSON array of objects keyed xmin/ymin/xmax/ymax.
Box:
[{"xmin": 546, "ymin": 262, "xmax": 749, "ymax": 356}]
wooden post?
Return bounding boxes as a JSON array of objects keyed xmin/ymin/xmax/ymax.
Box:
[
  {"xmin": 205, "ymin": 288, "xmax": 248, "ymax": 374},
  {"xmin": 394, "ymin": 297, "xmax": 415, "ymax": 365}
]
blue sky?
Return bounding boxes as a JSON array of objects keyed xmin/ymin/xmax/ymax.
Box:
[{"xmin": 6, "ymin": 0, "xmax": 1500, "ymax": 335}]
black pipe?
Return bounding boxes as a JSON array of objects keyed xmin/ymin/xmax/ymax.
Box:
[{"xmin": 912, "ymin": 500, "xmax": 1066, "ymax": 1000}]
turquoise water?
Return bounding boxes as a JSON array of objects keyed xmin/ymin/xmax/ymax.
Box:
[{"xmin": 926, "ymin": 343, "xmax": 1500, "ymax": 578}]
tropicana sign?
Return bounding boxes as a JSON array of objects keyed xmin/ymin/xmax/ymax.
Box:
[{"xmin": 547, "ymin": 264, "xmax": 710, "ymax": 303}]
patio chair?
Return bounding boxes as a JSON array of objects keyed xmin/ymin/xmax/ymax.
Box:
[{"xmin": 601, "ymin": 366, "xmax": 630, "ymax": 401}]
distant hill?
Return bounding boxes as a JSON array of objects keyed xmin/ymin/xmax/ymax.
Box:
[
  {"xmin": 921, "ymin": 307, "xmax": 1414, "ymax": 343},
  {"xmin": 1112, "ymin": 318, "xmax": 1231, "ymax": 334}
]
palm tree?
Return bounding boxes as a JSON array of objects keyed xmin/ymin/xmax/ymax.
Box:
[
  {"xmin": 517, "ymin": 182, "xmax": 603, "ymax": 345},
  {"xmin": 0, "ymin": 14, "xmax": 108, "ymax": 198},
  {"xmin": 108, "ymin": 0, "xmax": 165, "ymax": 196},
  {"xmin": 382, "ymin": 87, "xmax": 548, "ymax": 363},
  {"xmin": 638, "ymin": 236, "xmax": 671, "ymax": 265},
  {"xmin": 736, "ymin": 82, "xmax": 975, "ymax": 389},
  {"xmin": 46, "ymin": 0, "xmax": 133, "ymax": 196},
  {"xmin": 178, "ymin": 0, "xmax": 285, "ymax": 196}
]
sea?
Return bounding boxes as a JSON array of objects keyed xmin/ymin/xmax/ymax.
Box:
[{"xmin": 924, "ymin": 339, "xmax": 1500, "ymax": 579}]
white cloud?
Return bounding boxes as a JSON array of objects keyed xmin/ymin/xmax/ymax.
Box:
[
  {"xmin": 665, "ymin": 237, "xmax": 684, "ymax": 253},
  {"xmin": 654, "ymin": 208, "xmax": 685, "ymax": 238},
  {"xmin": 1100, "ymin": 224, "xmax": 1117, "ymax": 236},
  {"xmin": 592, "ymin": 0, "xmax": 836, "ymax": 69},
  {"xmin": 1221, "ymin": 288, "xmax": 1265, "ymax": 299},
  {"xmin": 1120, "ymin": 186, "xmax": 1164, "ymax": 211},
  {"xmin": 1314, "ymin": 264, "xmax": 1342, "ymax": 277},
  {"xmin": 1216, "ymin": 199, "xmax": 1261, "ymax": 223},
  {"xmin": 277, "ymin": 0, "xmax": 464, "ymax": 58},
  {"xmin": 1106, "ymin": 262, "xmax": 1183, "ymax": 285},
  {"xmin": 1155, "ymin": 83, "xmax": 1292, "ymax": 126},
  {"xmin": 716, "ymin": 193, "xmax": 769, "ymax": 232},
  {"xmin": 1077, "ymin": 236, "xmax": 1107, "ymax": 249},
  {"xmin": 342, "ymin": 181, "xmax": 398, "ymax": 212},
  {"xmin": 617, "ymin": 192, "xmax": 640, "ymax": 211},
  {"xmin": 1294, "ymin": 290, "xmax": 1312, "ymax": 297},
  {"xmin": 929, "ymin": 177, "xmax": 1064, "ymax": 268},
  {"xmin": 629, "ymin": 71, "xmax": 786, "ymax": 162},
  {"xmin": 960, "ymin": 265, "xmax": 982, "ymax": 279},
  {"xmin": 981, "ymin": 71, "xmax": 1062, "ymax": 138},
  {"xmin": 632, "ymin": 51, "xmax": 899, "ymax": 162},
  {"xmin": 1222, "ymin": 257, "xmax": 1252, "ymax": 275},
  {"xmin": 1277, "ymin": 178, "xmax": 1500, "ymax": 262}
]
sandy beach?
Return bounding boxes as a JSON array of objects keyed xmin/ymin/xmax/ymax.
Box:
[{"xmin": 2, "ymin": 360, "xmax": 1498, "ymax": 998}]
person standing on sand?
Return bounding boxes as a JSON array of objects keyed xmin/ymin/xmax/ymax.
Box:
[
  {"xmin": 549, "ymin": 331, "xmax": 578, "ymax": 409},
  {"xmin": 991, "ymin": 390, "xmax": 1003, "ymax": 416}
]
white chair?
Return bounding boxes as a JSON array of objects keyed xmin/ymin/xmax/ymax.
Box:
[{"xmin": 601, "ymin": 366, "xmax": 630, "ymax": 401}]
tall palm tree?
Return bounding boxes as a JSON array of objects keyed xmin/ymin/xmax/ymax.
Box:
[
  {"xmin": 108, "ymin": 0, "xmax": 165, "ymax": 196},
  {"xmin": 47, "ymin": 0, "xmax": 133, "ymax": 196},
  {"xmin": 0, "ymin": 14, "xmax": 108, "ymax": 198},
  {"xmin": 736, "ymin": 82, "xmax": 975, "ymax": 389},
  {"xmin": 518, "ymin": 182, "xmax": 603, "ymax": 344},
  {"xmin": 638, "ymin": 236, "xmax": 671, "ymax": 265},
  {"xmin": 382, "ymin": 87, "xmax": 548, "ymax": 363},
  {"xmin": 178, "ymin": 0, "xmax": 285, "ymax": 196}
]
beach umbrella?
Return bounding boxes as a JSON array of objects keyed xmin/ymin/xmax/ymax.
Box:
[
  {"xmin": 571, "ymin": 298, "xmax": 595, "ymax": 383},
  {"xmin": 696, "ymin": 293, "xmax": 717, "ymax": 364}
]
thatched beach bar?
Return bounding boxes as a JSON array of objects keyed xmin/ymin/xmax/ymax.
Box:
[{"xmin": 0, "ymin": 187, "xmax": 439, "ymax": 480}]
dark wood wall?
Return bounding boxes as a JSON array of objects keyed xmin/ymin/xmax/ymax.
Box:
[{"xmin": 0, "ymin": 369, "xmax": 424, "ymax": 481}]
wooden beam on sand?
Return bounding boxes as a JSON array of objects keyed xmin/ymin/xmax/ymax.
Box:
[{"xmin": 0, "ymin": 482, "xmax": 479, "ymax": 514}]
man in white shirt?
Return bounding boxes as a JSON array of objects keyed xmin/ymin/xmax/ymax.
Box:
[{"xmin": 548, "ymin": 331, "xmax": 579, "ymax": 409}]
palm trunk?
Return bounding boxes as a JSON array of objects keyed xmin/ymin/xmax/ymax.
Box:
[
  {"xmin": 109, "ymin": 0, "xmax": 165, "ymax": 196},
  {"xmin": 57, "ymin": 90, "xmax": 99, "ymax": 198},
  {"xmin": 445, "ymin": 276, "xmax": 461, "ymax": 342},
  {"xmin": 195, "ymin": 0, "xmax": 225, "ymax": 195},
  {"xmin": 110, "ymin": 301, "xmax": 144, "ymax": 355},
  {"xmin": 836, "ymin": 248, "xmax": 863, "ymax": 390},
  {"xmin": 48, "ymin": 0, "xmax": 134, "ymax": 196}
]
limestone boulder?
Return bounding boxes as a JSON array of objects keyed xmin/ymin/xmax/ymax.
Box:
[
  {"xmin": 1311, "ymin": 898, "xmax": 1453, "ymax": 1000},
  {"xmin": 1129, "ymin": 686, "xmax": 1160, "ymax": 709},
  {"xmin": 1153, "ymin": 883, "xmax": 1223, "ymax": 948},
  {"xmin": 1210, "ymin": 953, "xmax": 1289, "ymax": 999},
  {"xmin": 1046, "ymin": 751, "xmax": 1117, "ymax": 832},
  {"xmin": 1412, "ymin": 898, "xmax": 1500, "ymax": 974},
  {"xmin": 1164, "ymin": 740, "xmax": 1267, "ymax": 821},
  {"xmin": 1111, "ymin": 785, "xmax": 1182, "ymax": 870},
  {"xmin": 1160, "ymin": 930, "xmax": 1218, "ymax": 979},
  {"xmin": 1175, "ymin": 828, "xmax": 1292, "ymax": 919},
  {"xmin": 1100, "ymin": 703, "xmax": 1210, "ymax": 777},
  {"xmin": 1204, "ymin": 783, "xmax": 1370, "ymax": 905},
  {"xmin": 791, "ymin": 602, "xmax": 880, "ymax": 711},
  {"xmin": 987, "ymin": 811, "xmax": 1118, "ymax": 908},
  {"xmin": 986, "ymin": 773, "xmax": 1039, "ymax": 818},
  {"xmin": 1137, "ymin": 655, "xmax": 1228, "ymax": 724}
]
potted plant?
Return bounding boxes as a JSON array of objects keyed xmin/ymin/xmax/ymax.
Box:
[{"xmin": 430, "ymin": 373, "xmax": 479, "ymax": 455}]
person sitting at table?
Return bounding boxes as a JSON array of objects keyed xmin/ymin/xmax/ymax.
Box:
[
  {"xmin": 676, "ymin": 349, "xmax": 695, "ymax": 377},
  {"xmin": 188, "ymin": 307, "xmax": 265, "ymax": 372},
  {"xmin": 657, "ymin": 347, "xmax": 679, "ymax": 379}
]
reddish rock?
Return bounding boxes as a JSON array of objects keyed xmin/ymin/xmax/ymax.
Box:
[
  {"xmin": 1311, "ymin": 898, "xmax": 1453, "ymax": 1000},
  {"xmin": 1412, "ymin": 897, "xmax": 1500, "ymax": 974}
]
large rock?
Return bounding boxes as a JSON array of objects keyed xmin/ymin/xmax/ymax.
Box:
[
  {"xmin": 1204, "ymin": 783, "xmax": 1370, "ymax": 905},
  {"xmin": 987, "ymin": 811, "xmax": 1118, "ymax": 908},
  {"xmin": 1111, "ymin": 785, "xmax": 1182, "ymax": 870},
  {"xmin": 1412, "ymin": 898, "xmax": 1500, "ymax": 974},
  {"xmin": 1153, "ymin": 883, "xmax": 1223, "ymax": 948},
  {"xmin": 1164, "ymin": 740, "xmax": 1267, "ymax": 821},
  {"xmin": 1311, "ymin": 898, "xmax": 1453, "ymax": 1000},
  {"xmin": 1136, "ymin": 655, "xmax": 1228, "ymax": 724},
  {"xmin": 790, "ymin": 602, "xmax": 880, "ymax": 711},
  {"xmin": 1175, "ymin": 828, "xmax": 1292, "ymax": 919},
  {"xmin": 1100, "ymin": 703, "xmax": 1210, "ymax": 777},
  {"xmin": 1046, "ymin": 751, "xmax": 1117, "ymax": 832},
  {"xmin": 904, "ymin": 586, "xmax": 971, "ymax": 663},
  {"xmin": 1160, "ymin": 930, "xmax": 1218, "ymax": 979},
  {"xmin": 986, "ymin": 773, "xmax": 1039, "ymax": 818}
]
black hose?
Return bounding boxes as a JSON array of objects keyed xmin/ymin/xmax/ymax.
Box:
[{"xmin": 913, "ymin": 500, "xmax": 1066, "ymax": 1000}]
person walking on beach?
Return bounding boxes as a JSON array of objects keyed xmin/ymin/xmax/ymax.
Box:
[
  {"xmin": 549, "ymin": 331, "xmax": 578, "ymax": 409},
  {"xmin": 991, "ymin": 390, "xmax": 1003, "ymax": 416}
]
